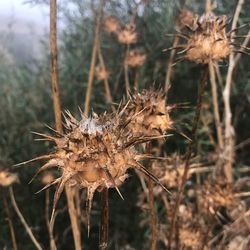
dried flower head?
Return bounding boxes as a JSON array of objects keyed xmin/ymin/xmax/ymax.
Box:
[
  {"xmin": 124, "ymin": 89, "xmax": 172, "ymax": 137},
  {"xmin": 104, "ymin": 16, "xmax": 120, "ymax": 33},
  {"xmin": 179, "ymin": 226, "xmax": 203, "ymax": 249},
  {"xmin": 0, "ymin": 169, "xmax": 18, "ymax": 187},
  {"xmin": 41, "ymin": 172, "xmax": 55, "ymax": 185},
  {"xmin": 118, "ymin": 23, "xmax": 138, "ymax": 44},
  {"xmin": 169, "ymin": 13, "xmax": 249, "ymax": 64},
  {"xmin": 176, "ymin": 9, "xmax": 195, "ymax": 29},
  {"xmin": 17, "ymin": 110, "xmax": 170, "ymax": 232},
  {"xmin": 199, "ymin": 179, "xmax": 236, "ymax": 214},
  {"xmin": 95, "ymin": 65, "xmax": 109, "ymax": 81},
  {"xmin": 125, "ymin": 50, "xmax": 146, "ymax": 67}
]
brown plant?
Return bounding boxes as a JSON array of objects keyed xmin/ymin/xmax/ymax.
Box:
[
  {"xmin": 118, "ymin": 23, "xmax": 138, "ymax": 44},
  {"xmin": 124, "ymin": 50, "xmax": 146, "ymax": 67}
]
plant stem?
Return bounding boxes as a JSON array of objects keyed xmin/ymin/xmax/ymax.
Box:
[
  {"xmin": 124, "ymin": 45, "xmax": 130, "ymax": 95},
  {"xmin": 50, "ymin": 0, "xmax": 82, "ymax": 249},
  {"xmin": 9, "ymin": 187, "xmax": 42, "ymax": 250},
  {"xmin": 168, "ymin": 66, "xmax": 209, "ymax": 249},
  {"xmin": 148, "ymin": 178, "xmax": 158, "ymax": 250},
  {"xmin": 164, "ymin": 35, "xmax": 179, "ymax": 93},
  {"xmin": 2, "ymin": 189, "xmax": 18, "ymax": 250},
  {"xmin": 99, "ymin": 188, "xmax": 109, "ymax": 250},
  {"xmin": 84, "ymin": 0, "xmax": 105, "ymax": 115}
]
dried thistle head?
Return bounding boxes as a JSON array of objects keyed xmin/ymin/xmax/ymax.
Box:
[
  {"xmin": 176, "ymin": 9, "xmax": 195, "ymax": 29},
  {"xmin": 19, "ymin": 109, "xmax": 170, "ymax": 232},
  {"xmin": 179, "ymin": 226, "xmax": 203, "ymax": 250},
  {"xmin": 118, "ymin": 23, "xmax": 138, "ymax": 44},
  {"xmin": 104, "ymin": 16, "xmax": 120, "ymax": 33},
  {"xmin": 125, "ymin": 50, "xmax": 146, "ymax": 67},
  {"xmin": 186, "ymin": 14, "xmax": 231, "ymax": 64},
  {"xmin": 0, "ymin": 169, "xmax": 18, "ymax": 187},
  {"xmin": 199, "ymin": 178, "xmax": 237, "ymax": 215},
  {"xmin": 170, "ymin": 13, "xmax": 249, "ymax": 64},
  {"xmin": 124, "ymin": 89, "xmax": 172, "ymax": 137},
  {"xmin": 95, "ymin": 65, "xmax": 109, "ymax": 81},
  {"xmin": 41, "ymin": 172, "xmax": 55, "ymax": 185}
]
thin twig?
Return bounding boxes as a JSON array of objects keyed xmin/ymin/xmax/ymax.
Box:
[
  {"xmin": 99, "ymin": 188, "xmax": 109, "ymax": 250},
  {"xmin": 124, "ymin": 45, "xmax": 131, "ymax": 96},
  {"xmin": 222, "ymin": 0, "xmax": 245, "ymax": 182},
  {"xmin": 84, "ymin": 0, "xmax": 105, "ymax": 115},
  {"xmin": 164, "ymin": 36, "xmax": 180, "ymax": 93},
  {"xmin": 168, "ymin": 66, "xmax": 209, "ymax": 249},
  {"xmin": 9, "ymin": 187, "xmax": 43, "ymax": 250},
  {"xmin": 45, "ymin": 189, "xmax": 57, "ymax": 250},
  {"xmin": 209, "ymin": 62, "xmax": 224, "ymax": 150},
  {"xmin": 2, "ymin": 189, "xmax": 18, "ymax": 250}
]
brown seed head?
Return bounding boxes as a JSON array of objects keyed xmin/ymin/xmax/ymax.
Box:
[
  {"xmin": 125, "ymin": 50, "xmax": 146, "ymax": 67},
  {"xmin": 0, "ymin": 169, "xmax": 18, "ymax": 187},
  {"xmin": 118, "ymin": 23, "xmax": 138, "ymax": 44},
  {"xmin": 176, "ymin": 9, "xmax": 195, "ymax": 29},
  {"xmin": 41, "ymin": 172, "xmax": 55, "ymax": 185},
  {"xmin": 104, "ymin": 16, "xmax": 120, "ymax": 33},
  {"xmin": 124, "ymin": 89, "xmax": 172, "ymax": 137},
  {"xmin": 186, "ymin": 14, "xmax": 231, "ymax": 64},
  {"xmin": 95, "ymin": 65, "xmax": 109, "ymax": 81}
]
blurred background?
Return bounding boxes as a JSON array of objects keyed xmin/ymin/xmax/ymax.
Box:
[{"xmin": 0, "ymin": 0, "xmax": 249, "ymax": 249}]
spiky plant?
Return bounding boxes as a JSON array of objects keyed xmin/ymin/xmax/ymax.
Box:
[
  {"xmin": 103, "ymin": 16, "xmax": 120, "ymax": 34},
  {"xmin": 169, "ymin": 13, "xmax": 249, "ymax": 64},
  {"xmin": 117, "ymin": 23, "xmax": 138, "ymax": 44},
  {"xmin": 123, "ymin": 89, "xmax": 172, "ymax": 137},
  {"xmin": 0, "ymin": 168, "xmax": 18, "ymax": 187},
  {"xmin": 124, "ymin": 49, "xmax": 146, "ymax": 67},
  {"xmin": 17, "ymin": 109, "xmax": 170, "ymax": 233}
]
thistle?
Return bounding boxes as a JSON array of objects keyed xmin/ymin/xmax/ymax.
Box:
[
  {"xmin": 103, "ymin": 16, "xmax": 120, "ymax": 34},
  {"xmin": 123, "ymin": 89, "xmax": 172, "ymax": 137},
  {"xmin": 16, "ymin": 109, "xmax": 170, "ymax": 233},
  {"xmin": 95, "ymin": 65, "xmax": 109, "ymax": 81},
  {"xmin": 0, "ymin": 168, "xmax": 18, "ymax": 187},
  {"xmin": 117, "ymin": 23, "xmax": 138, "ymax": 44},
  {"xmin": 168, "ymin": 13, "xmax": 249, "ymax": 64},
  {"xmin": 124, "ymin": 49, "xmax": 146, "ymax": 67}
]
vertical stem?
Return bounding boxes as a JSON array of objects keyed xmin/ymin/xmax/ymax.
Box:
[
  {"xmin": 148, "ymin": 178, "xmax": 158, "ymax": 250},
  {"xmin": 2, "ymin": 190, "xmax": 18, "ymax": 250},
  {"xmin": 222, "ymin": 0, "xmax": 245, "ymax": 182},
  {"xmin": 209, "ymin": 62, "xmax": 224, "ymax": 150},
  {"xmin": 124, "ymin": 45, "xmax": 130, "ymax": 95},
  {"xmin": 45, "ymin": 189, "xmax": 57, "ymax": 250},
  {"xmin": 99, "ymin": 188, "xmax": 109, "ymax": 250},
  {"xmin": 9, "ymin": 187, "xmax": 43, "ymax": 250},
  {"xmin": 97, "ymin": 44, "xmax": 114, "ymax": 109},
  {"xmin": 164, "ymin": 36, "xmax": 179, "ymax": 93},
  {"xmin": 50, "ymin": 0, "xmax": 82, "ymax": 249},
  {"xmin": 168, "ymin": 66, "xmax": 209, "ymax": 249},
  {"xmin": 50, "ymin": 0, "xmax": 62, "ymax": 133},
  {"xmin": 84, "ymin": 0, "xmax": 105, "ymax": 115}
]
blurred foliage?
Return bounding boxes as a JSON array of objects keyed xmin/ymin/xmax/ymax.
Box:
[{"xmin": 0, "ymin": 0, "xmax": 249, "ymax": 249}]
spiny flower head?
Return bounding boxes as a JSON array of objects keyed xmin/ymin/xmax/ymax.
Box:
[
  {"xmin": 118, "ymin": 23, "xmax": 138, "ymax": 44},
  {"xmin": 125, "ymin": 49, "xmax": 146, "ymax": 67},
  {"xmin": 0, "ymin": 168, "xmax": 18, "ymax": 187},
  {"xmin": 18, "ymin": 109, "xmax": 170, "ymax": 233},
  {"xmin": 103, "ymin": 16, "xmax": 120, "ymax": 33},
  {"xmin": 169, "ymin": 13, "xmax": 249, "ymax": 64},
  {"xmin": 124, "ymin": 89, "xmax": 172, "ymax": 137},
  {"xmin": 95, "ymin": 65, "xmax": 109, "ymax": 81}
]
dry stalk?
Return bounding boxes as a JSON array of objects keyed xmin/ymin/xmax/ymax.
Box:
[
  {"xmin": 97, "ymin": 43, "xmax": 114, "ymax": 110},
  {"xmin": 99, "ymin": 188, "xmax": 109, "ymax": 250},
  {"xmin": 222, "ymin": 0, "xmax": 245, "ymax": 182},
  {"xmin": 124, "ymin": 45, "xmax": 131, "ymax": 95},
  {"xmin": 9, "ymin": 187, "xmax": 43, "ymax": 250},
  {"xmin": 84, "ymin": 0, "xmax": 105, "ymax": 115},
  {"xmin": 209, "ymin": 62, "xmax": 224, "ymax": 150},
  {"xmin": 168, "ymin": 66, "xmax": 209, "ymax": 249},
  {"xmin": 2, "ymin": 190, "xmax": 17, "ymax": 250},
  {"xmin": 45, "ymin": 189, "xmax": 57, "ymax": 250},
  {"xmin": 164, "ymin": 36, "xmax": 180, "ymax": 92},
  {"xmin": 50, "ymin": 0, "xmax": 81, "ymax": 249}
]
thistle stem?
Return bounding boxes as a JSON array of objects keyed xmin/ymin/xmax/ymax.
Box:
[
  {"xmin": 168, "ymin": 65, "xmax": 209, "ymax": 249},
  {"xmin": 99, "ymin": 188, "xmax": 109, "ymax": 250}
]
